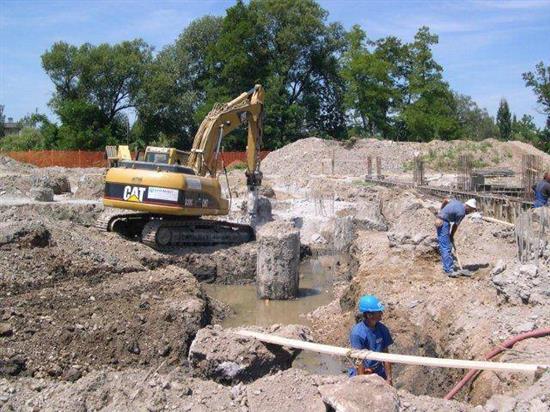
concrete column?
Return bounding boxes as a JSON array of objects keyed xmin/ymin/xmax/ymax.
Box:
[
  {"xmin": 256, "ymin": 221, "xmax": 300, "ymax": 300},
  {"xmin": 333, "ymin": 216, "xmax": 356, "ymax": 253}
]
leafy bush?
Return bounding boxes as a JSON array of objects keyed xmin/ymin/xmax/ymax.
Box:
[
  {"xmin": 226, "ymin": 160, "xmax": 247, "ymax": 170},
  {"xmin": 0, "ymin": 127, "xmax": 45, "ymax": 151}
]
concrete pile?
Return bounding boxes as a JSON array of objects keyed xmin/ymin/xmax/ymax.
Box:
[{"xmin": 256, "ymin": 221, "xmax": 300, "ymax": 299}]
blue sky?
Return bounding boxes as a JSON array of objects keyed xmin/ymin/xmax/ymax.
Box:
[{"xmin": 1, "ymin": 0, "xmax": 549, "ymax": 127}]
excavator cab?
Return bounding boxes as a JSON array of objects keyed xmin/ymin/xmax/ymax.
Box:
[{"xmin": 143, "ymin": 147, "xmax": 190, "ymax": 166}]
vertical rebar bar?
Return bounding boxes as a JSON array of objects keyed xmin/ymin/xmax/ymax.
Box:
[
  {"xmin": 413, "ymin": 156, "xmax": 424, "ymax": 186},
  {"xmin": 457, "ymin": 154, "xmax": 473, "ymax": 191},
  {"xmin": 367, "ymin": 156, "xmax": 372, "ymax": 177},
  {"xmin": 522, "ymin": 154, "xmax": 542, "ymax": 200}
]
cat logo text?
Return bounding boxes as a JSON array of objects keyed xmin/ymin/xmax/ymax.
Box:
[{"xmin": 123, "ymin": 186, "xmax": 146, "ymax": 202}]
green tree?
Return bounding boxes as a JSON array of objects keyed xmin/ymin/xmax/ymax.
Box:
[
  {"xmin": 496, "ymin": 98, "xmax": 512, "ymax": 140},
  {"xmin": 0, "ymin": 127, "xmax": 44, "ymax": 151},
  {"xmin": 41, "ymin": 39, "xmax": 153, "ymax": 149},
  {"xmin": 400, "ymin": 27, "xmax": 460, "ymax": 141},
  {"xmin": 0, "ymin": 112, "xmax": 60, "ymax": 151},
  {"xmin": 523, "ymin": 61, "xmax": 550, "ymax": 128},
  {"xmin": 341, "ymin": 26, "xmax": 405, "ymax": 138},
  {"xmin": 135, "ymin": 16, "xmax": 223, "ymax": 148},
  {"xmin": 19, "ymin": 113, "xmax": 59, "ymax": 148},
  {"xmin": 203, "ymin": 0, "xmax": 347, "ymax": 149},
  {"xmin": 511, "ymin": 114, "xmax": 540, "ymax": 143},
  {"xmin": 453, "ymin": 93, "xmax": 498, "ymax": 140}
]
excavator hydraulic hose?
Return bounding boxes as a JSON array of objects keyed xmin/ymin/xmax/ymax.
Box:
[{"xmin": 444, "ymin": 327, "xmax": 550, "ymax": 400}]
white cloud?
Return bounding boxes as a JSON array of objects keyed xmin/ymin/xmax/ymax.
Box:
[{"xmin": 475, "ymin": 0, "xmax": 550, "ymax": 10}]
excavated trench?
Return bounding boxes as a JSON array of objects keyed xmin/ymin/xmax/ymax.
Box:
[
  {"xmin": 204, "ymin": 255, "xmax": 347, "ymax": 375},
  {"xmin": 339, "ymin": 253, "xmax": 467, "ymax": 399},
  {"xmin": 202, "ymin": 247, "xmax": 470, "ymax": 401}
]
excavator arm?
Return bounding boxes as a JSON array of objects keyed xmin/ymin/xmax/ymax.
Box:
[{"xmin": 187, "ymin": 85, "xmax": 264, "ymax": 189}]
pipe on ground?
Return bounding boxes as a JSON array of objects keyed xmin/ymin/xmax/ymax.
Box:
[{"xmin": 444, "ymin": 327, "xmax": 550, "ymax": 400}]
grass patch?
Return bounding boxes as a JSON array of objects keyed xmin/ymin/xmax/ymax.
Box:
[
  {"xmin": 226, "ymin": 160, "xmax": 247, "ymax": 171},
  {"xmin": 417, "ymin": 141, "xmax": 503, "ymax": 171},
  {"xmin": 352, "ymin": 179, "xmax": 376, "ymax": 188}
]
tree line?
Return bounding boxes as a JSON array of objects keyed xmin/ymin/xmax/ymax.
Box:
[{"xmin": 1, "ymin": 0, "xmax": 549, "ymax": 153}]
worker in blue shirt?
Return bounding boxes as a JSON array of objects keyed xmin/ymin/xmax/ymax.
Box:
[
  {"xmin": 349, "ymin": 295, "xmax": 393, "ymax": 385},
  {"xmin": 532, "ymin": 172, "xmax": 550, "ymax": 208},
  {"xmin": 435, "ymin": 198, "xmax": 477, "ymax": 277}
]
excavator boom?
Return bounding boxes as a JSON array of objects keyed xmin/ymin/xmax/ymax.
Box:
[{"xmin": 187, "ymin": 84, "xmax": 264, "ymax": 188}]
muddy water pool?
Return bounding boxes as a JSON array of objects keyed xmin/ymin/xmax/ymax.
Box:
[{"xmin": 204, "ymin": 255, "xmax": 347, "ymax": 375}]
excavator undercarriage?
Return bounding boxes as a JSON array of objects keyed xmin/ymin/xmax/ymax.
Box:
[{"xmin": 96, "ymin": 212, "xmax": 254, "ymax": 250}]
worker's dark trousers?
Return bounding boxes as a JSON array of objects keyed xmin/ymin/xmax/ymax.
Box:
[{"xmin": 436, "ymin": 220, "xmax": 453, "ymax": 273}]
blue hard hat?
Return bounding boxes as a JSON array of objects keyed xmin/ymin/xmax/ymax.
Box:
[{"xmin": 358, "ymin": 295, "xmax": 384, "ymax": 313}]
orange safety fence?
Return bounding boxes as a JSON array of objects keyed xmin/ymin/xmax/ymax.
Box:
[
  {"xmin": 1, "ymin": 150, "xmax": 107, "ymax": 168},
  {"xmin": 220, "ymin": 151, "xmax": 271, "ymax": 167},
  {"xmin": 1, "ymin": 150, "xmax": 270, "ymax": 169}
]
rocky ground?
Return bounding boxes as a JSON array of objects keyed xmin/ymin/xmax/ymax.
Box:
[{"xmin": 1, "ymin": 139, "xmax": 549, "ymax": 411}]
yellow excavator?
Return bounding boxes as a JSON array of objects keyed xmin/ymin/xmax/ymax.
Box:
[{"xmin": 98, "ymin": 84, "xmax": 264, "ymax": 249}]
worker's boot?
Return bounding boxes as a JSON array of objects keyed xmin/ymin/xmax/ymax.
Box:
[
  {"xmin": 447, "ymin": 268, "xmax": 472, "ymax": 278},
  {"xmin": 445, "ymin": 270, "xmax": 459, "ymax": 278},
  {"xmin": 457, "ymin": 269, "xmax": 472, "ymax": 277}
]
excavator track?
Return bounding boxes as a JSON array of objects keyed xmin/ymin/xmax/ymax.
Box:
[
  {"xmin": 142, "ymin": 218, "xmax": 255, "ymax": 250},
  {"xmin": 96, "ymin": 211, "xmax": 254, "ymax": 250},
  {"xmin": 95, "ymin": 211, "xmax": 151, "ymax": 237}
]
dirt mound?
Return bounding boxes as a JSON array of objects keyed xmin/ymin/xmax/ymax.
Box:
[
  {"xmin": 32, "ymin": 174, "xmax": 71, "ymax": 194},
  {"xmin": 0, "ymin": 367, "xmax": 236, "ymax": 411},
  {"xmin": 0, "ymin": 365, "xmax": 479, "ymax": 411},
  {"xmin": 179, "ymin": 242, "xmax": 257, "ymax": 284},
  {"xmin": 0, "ymin": 265, "xmax": 215, "ymax": 379},
  {"xmin": 0, "ymin": 154, "xmax": 33, "ymax": 172},
  {"xmin": 0, "ymin": 216, "xmax": 152, "ymax": 289},
  {"xmin": 0, "ymin": 163, "xmax": 104, "ymax": 200},
  {"xmin": 492, "ymin": 263, "xmax": 543, "ymax": 304},
  {"xmin": 319, "ymin": 374, "xmax": 400, "ymax": 411},
  {"xmin": 246, "ymin": 368, "xmax": 330, "ymax": 411},
  {"xmin": 0, "ymin": 221, "xmax": 50, "ymax": 248},
  {"xmin": 262, "ymin": 137, "xmax": 550, "ymax": 180},
  {"xmin": 73, "ymin": 171, "xmax": 105, "ymax": 199},
  {"xmin": 381, "ymin": 189, "xmax": 438, "ymax": 254}
]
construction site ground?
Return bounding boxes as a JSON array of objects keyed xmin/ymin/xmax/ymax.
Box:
[{"xmin": 0, "ymin": 137, "xmax": 549, "ymax": 411}]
